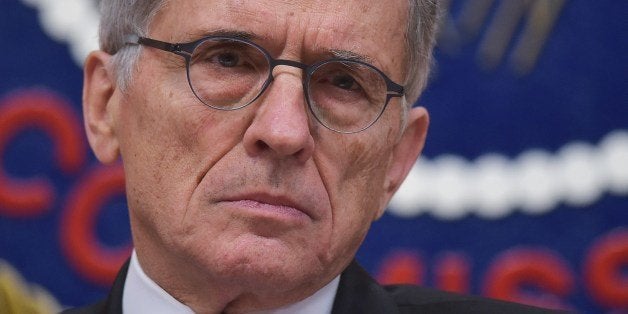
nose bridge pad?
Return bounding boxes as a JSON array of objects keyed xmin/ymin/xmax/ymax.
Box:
[
  {"xmin": 269, "ymin": 59, "xmax": 308, "ymax": 84},
  {"xmin": 270, "ymin": 65, "xmax": 303, "ymax": 82}
]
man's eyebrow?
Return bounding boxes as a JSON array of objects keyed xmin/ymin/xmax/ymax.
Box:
[
  {"xmin": 329, "ymin": 49, "xmax": 375, "ymax": 64},
  {"xmin": 184, "ymin": 28, "xmax": 259, "ymax": 41}
]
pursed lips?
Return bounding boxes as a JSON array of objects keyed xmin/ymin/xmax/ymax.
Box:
[{"xmin": 219, "ymin": 192, "xmax": 314, "ymax": 221}]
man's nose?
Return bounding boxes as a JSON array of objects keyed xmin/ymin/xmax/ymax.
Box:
[{"xmin": 242, "ymin": 70, "xmax": 315, "ymax": 162}]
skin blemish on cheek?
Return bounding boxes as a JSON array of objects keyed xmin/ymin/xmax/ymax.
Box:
[
  {"xmin": 340, "ymin": 137, "xmax": 379, "ymax": 180},
  {"xmin": 345, "ymin": 139, "xmax": 368, "ymax": 168},
  {"xmin": 338, "ymin": 118, "xmax": 399, "ymax": 182}
]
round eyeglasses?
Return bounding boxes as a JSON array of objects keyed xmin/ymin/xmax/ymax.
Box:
[{"xmin": 125, "ymin": 35, "xmax": 405, "ymax": 134}]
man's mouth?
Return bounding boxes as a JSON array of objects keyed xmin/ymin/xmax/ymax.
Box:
[{"xmin": 219, "ymin": 192, "xmax": 313, "ymax": 222}]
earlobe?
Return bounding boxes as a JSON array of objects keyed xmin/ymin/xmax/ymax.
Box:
[
  {"xmin": 83, "ymin": 51, "xmax": 121, "ymax": 164},
  {"xmin": 375, "ymin": 106, "xmax": 429, "ymax": 219}
]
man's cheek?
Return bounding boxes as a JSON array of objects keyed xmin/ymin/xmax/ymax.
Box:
[{"xmin": 341, "ymin": 137, "xmax": 390, "ymax": 183}]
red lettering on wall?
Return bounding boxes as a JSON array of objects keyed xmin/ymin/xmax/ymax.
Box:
[
  {"xmin": 435, "ymin": 252, "xmax": 470, "ymax": 293},
  {"xmin": 60, "ymin": 164, "xmax": 131, "ymax": 286},
  {"xmin": 584, "ymin": 228, "xmax": 628, "ymax": 309},
  {"xmin": 483, "ymin": 248, "xmax": 573, "ymax": 310},
  {"xmin": 0, "ymin": 90, "xmax": 85, "ymax": 217},
  {"xmin": 377, "ymin": 250, "xmax": 423, "ymax": 285}
]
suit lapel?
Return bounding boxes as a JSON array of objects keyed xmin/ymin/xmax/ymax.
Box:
[
  {"xmin": 332, "ymin": 260, "xmax": 399, "ymax": 314},
  {"xmin": 101, "ymin": 259, "xmax": 129, "ymax": 314}
]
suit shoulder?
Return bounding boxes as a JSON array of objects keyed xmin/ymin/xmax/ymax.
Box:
[{"xmin": 384, "ymin": 284, "xmax": 569, "ymax": 314}]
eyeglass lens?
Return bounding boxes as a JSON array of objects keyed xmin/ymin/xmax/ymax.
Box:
[{"xmin": 187, "ymin": 38, "xmax": 389, "ymax": 133}]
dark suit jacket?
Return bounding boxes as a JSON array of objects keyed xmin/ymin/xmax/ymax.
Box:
[{"xmin": 61, "ymin": 260, "xmax": 565, "ymax": 314}]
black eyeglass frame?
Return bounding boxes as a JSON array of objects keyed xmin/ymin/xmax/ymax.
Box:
[{"xmin": 125, "ymin": 34, "xmax": 405, "ymax": 134}]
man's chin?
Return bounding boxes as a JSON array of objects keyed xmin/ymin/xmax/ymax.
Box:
[{"xmin": 209, "ymin": 239, "xmax": 323, "ymax": 288}]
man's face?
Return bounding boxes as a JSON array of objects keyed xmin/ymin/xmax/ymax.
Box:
[{"xmin": 85, "ymin": 0, "xmax": 427, "ymax": 308}]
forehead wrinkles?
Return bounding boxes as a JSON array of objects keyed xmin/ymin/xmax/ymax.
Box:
[
  {"xmin": 222, "ymin": 1, "xmax": 374, "ymax": 44},
  {"xmin": 150, "ymin": 0, "xmax": 408, "ymax": 77}
]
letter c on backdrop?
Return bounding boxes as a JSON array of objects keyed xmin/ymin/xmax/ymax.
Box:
[
  {"xmin": 0, "ymin": 89, "xmax": 85, "ymax": 217},
  {"xmin": 60, "ymin": 164, "xmax": 131, "ymax": 286},
  {"xmin": 585, "ymin": 228, "xmax": 628, "ymax": 309}
]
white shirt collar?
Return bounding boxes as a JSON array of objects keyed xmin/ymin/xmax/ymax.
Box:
[{"xmin": 123, "ymin": 251, "xmax": 340, "ymax": 314}]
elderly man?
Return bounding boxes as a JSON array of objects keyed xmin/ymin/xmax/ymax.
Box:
[{"xmin": 65, "ymin": 0, "xmax": 563, "ymax": 313}]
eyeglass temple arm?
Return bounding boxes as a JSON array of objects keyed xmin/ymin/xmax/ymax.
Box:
[
  {"xmin": 386, "ymin": 80, "xmax": 404, "ymax": 97},
  {"xmin": 124, "ymin": 35, "xmax": 184, "ymax": 54}
]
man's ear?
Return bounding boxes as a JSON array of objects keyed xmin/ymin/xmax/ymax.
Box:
[
  {"xmin": 376, "ymin": 106, "xmax": 429, "ymax": 219},
  {"xmin": 83, "ymin": 51, "xmax": 120, "ymax": 164}
]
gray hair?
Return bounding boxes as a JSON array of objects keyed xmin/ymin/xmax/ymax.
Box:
[
  {"xmin": 404, "ymin": 0, "xmax": 440, "ymax": 105},
  {"xmin": 99, "ymin": 0, "xmax": 168, "ymax": 90},
  {"xmin": 99, "ymin": 0, "xmax": 440, "ymax": 105}
]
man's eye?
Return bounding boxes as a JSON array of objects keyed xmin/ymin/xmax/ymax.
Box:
[
  {"xmin": 331, "ymin": 74, "xmax": 360, "ymax": 91},
  {"xmin": 216, "ymin": 52, "xmax": 240, "ymax": 67}
]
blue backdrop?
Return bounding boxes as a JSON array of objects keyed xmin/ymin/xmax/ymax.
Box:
[{"xmin": 1, "ymin": 1, "xmax": 626, "ymax": 313}]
